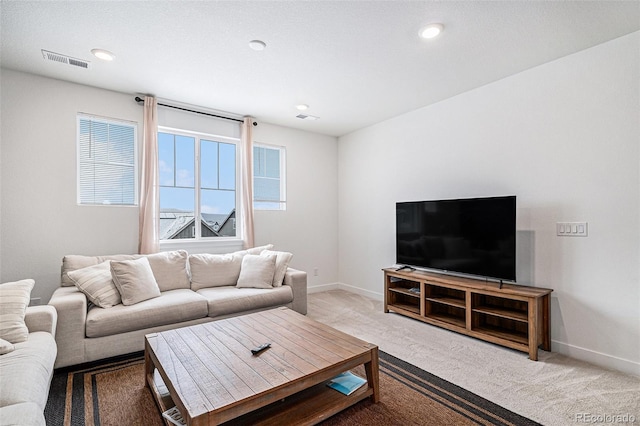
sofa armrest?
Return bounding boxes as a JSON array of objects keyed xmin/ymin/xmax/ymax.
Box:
[
  {"xmin": 24, "ymin": 305, "xmax": 58, "ymax": 335},
  {"xmin": 48, "ymin": 286, "xmax": 88, "ymax": 368},
  {"xmin": 283, "ymin": 268, "xmax": 307, "ymax": 315}
]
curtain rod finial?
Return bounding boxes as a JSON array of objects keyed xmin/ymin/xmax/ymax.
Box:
[{"xmin": 253, "ymin": 121, "xmax": 257, "ymax": 126}]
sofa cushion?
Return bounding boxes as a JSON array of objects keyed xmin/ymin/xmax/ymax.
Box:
[
  {"xmin": 67, "ymin": 262, "xmax": 121, "ymax": 308},
  {"xmin": 0, "ymin": 331, "xmax": 57, "ymax": 411},
  {"xmin": 110, "ymin": 257, "xmax": 161, "ymax": 305},
  {"xmin": 85, "ymin": 289, "xmax": 208, "ymax": 338},
  {"xmin": 0, "ymin": 279, "xmax": 34, "ymax": 344},
  {"xmin": 145, "ymin": 250, "xmax": 190, "ymax": 291},
  {"xmin": 197, "ymin": 286, "xmax": 293, "ymax": 317},
  {"xmin": 261, "ymin": 250, "xmax": 293, "ymax": 287},
  {"xmin": 0, "ymin": 338, "xmax": 14, "ymax": 355},
  {"xmin": 0, "ymin": 402, "xmax": 46, "ymax": 426},
  {"xmin": 189, "ymin": 253, "xmax": 244, "ymax": 290},
  {"xmin": 237, "ymin": 254, "xmax": 277, "ymax": 289}
]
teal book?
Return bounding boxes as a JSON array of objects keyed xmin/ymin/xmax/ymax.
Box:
[{"xmin": 327, "ymin": 371, "xmax": 367, "ymax": 396}]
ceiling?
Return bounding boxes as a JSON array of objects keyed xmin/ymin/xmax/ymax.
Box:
[{"xmin": 1, "ymin": 1, "xmax": 639, "ymax": 137}]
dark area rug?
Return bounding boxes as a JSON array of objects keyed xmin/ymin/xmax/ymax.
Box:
[{"xmin": 45, "ymin": 351, "xmax": 539, "ymax": 426}]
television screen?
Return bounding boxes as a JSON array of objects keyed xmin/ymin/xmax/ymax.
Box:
[{"xmin": 396, "ymin": 196, "xmax": 516, "ymax": 281}]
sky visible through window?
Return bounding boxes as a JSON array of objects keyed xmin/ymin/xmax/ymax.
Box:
[{"xmin": 158, "ymin": 132, "xmax": 236, "ymax": 215}]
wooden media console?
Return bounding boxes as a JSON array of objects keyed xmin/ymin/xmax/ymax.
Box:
[{"xmin": 383, "ymin": 268, "xmax": 553, "ymax": 360}]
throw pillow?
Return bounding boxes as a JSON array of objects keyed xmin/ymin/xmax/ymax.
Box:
[
  {"xmin": 189, "ymin": 253, "xmax": 243, "ymax": 291},
  {"xmin": 67, "ymin": 261, "xmax": 121, "ymax": 308},
  {"xmin": 0, "ymin": 337, "xmax": 15, "ymax": 355},
  {"xmin": 260, "ymin": 250, "xmax": 293, "ymax": 287},
  {"xmin": 0, "ymin": 279, "xmax": 34, "ymax": 344},
  {"xmin": 61, "ymin": 254, "xmax": 139, "ymax": 287},
  {"xmin": 146, "ymin": 250, "xmax": 190, "ymax": 291},
  {"xmin": 232, "ymin": 244, "xmax": 275, "ymax": 258},
  {"xmin": 236, "ymin": 254, "xmax": 277, "ymax": 289},
  {"xmin": 244, "ymin": 244, "xmax": 274, "ymax": 255},
  {"xmin": 110, "ymin": 257, "xmax": 161, "ymax": 305}
]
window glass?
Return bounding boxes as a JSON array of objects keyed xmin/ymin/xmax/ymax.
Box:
[
  {"xmin": 253, "ymin": 144, "xmax": 286, "ymax": 210},
  {"xmin": 159, "ymin": 130, "xmax": 238, "ymax": 240}
]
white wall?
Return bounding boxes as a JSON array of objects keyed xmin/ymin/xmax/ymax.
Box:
[
  {"xmin": 1, "ymin": 70, "xmax": 142, "ymax": 303},
  {"xmin": 253, "ymin": 123, "xmax": 338, "ymax": 288},
  {"xmin": 337, "ymin": 32, "xmax": 640, "ymax": 375},
  {"xmin": 0, "ymin": 70, "xmax": 339, "ymax": 303}
]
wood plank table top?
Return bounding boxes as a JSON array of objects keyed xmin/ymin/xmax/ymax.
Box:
[{"xmin": 145, "ymin": 307, "xmax": 379, "ymax": 426}]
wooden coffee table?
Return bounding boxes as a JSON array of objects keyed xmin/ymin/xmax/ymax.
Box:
[{"xmin": 145, "ymin": 307, "xmax": 379, "ymax": 425}]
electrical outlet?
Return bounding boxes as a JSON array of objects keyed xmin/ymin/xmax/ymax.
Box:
[{"xmin": 313, "ymin": 267, "xmax": 319, "ymax": 277}]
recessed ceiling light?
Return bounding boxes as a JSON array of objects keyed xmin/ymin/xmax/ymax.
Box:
[
  {"xmin": 419, "ymin": 23, "xmax": 444, "ymax": 39},
  {"xmin": 248, "ymin": 40, "xmax": 266, "ymax": 51},
  {"xmin": 91, "ymin": 49, "xmax": 115, "ymax": 61},
  {"xmin": 296, "ymin": 104, "xmax": 309, "ymax": 111}
]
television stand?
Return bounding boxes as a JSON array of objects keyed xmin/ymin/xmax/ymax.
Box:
[{"xmin": 383, "ymin": 268, "xmax": 553, "ymax": 360}]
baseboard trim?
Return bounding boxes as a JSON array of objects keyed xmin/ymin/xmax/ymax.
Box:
[
  {"xmin": 551, "ymin": 340, "xmax": 639, "ymax": 377},
  {"xmin": 307, "ymin": 283, "xmax": 341, "ymax": 293},
  {"xmin": 308, "ymin": 282, "xmax": 383, "ymax": 300}
]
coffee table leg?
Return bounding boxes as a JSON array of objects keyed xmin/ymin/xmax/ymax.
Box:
[
  {"xmin": 144, "ymin": 337, "xmax": 155, "ymax": 390},
  {"xmin": 364, "ymin": 345, "xmax": 380, "ymax": 403}
]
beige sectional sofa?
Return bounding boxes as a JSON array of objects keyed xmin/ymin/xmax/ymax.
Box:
[
  {"xmin": 0, "ymin": 279, "xmax": 58, "ymax": 426},
  {"xmin": 49, "ymin": 246, "xmax": 307, "ymax": 368}
]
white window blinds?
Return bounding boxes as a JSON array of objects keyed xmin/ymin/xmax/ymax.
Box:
[
  {"xmin": 253, "ymin": 144, "xmax": 286, "ymax": 210},
  {"xmin": 78, "ymin": 115, "xmax": 137, "ymax": 205}
]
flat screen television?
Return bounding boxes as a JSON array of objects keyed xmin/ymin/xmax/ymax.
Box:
[{"xmin": 396, "ymin": 196, "xmax": 516, "ymax": 282}]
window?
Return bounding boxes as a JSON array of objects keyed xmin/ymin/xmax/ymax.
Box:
[
  {"xmin": 158, "ymin": 128, "xmax": 238, "ymax": 240},
  {"xmin": 253, "ymin": 144, "xmax": 286, "ymax": 210},
  {"xmin": 77, "ymin": 115, "xmax": 137, "ymax": 206}
]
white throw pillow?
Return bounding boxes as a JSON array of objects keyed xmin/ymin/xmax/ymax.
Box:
[
  {"xmin": 236, "ymin": 254, "xmax": 277, "ymax": 289},
  {"xmin": 0, "ymin": 337, "xmax": 15, "ymax": 355},
  {"xmin": 68, "ymin": 261, "xmax": 121, "ymax": 308},
  {"xmin": 0, "ymin": 279, "xmax": 34, "ymax": 343},
  {"xmin": 110, "ymin": 257, "xmax": 161, "ymax": 305},
  {"xmin": 260, "ymin": 250, "xmax": 293, "ymax": 287},
  {"xmin": 189, "ymin": 253, "xmax": 243, "ymax": 290},
  {"xmin": 244, "ymin": 244, "xmax": 274, "ymax": 255},
  {"xmin": 146, "ymin": 250, "xmax": 190, "ymax": 291},
  {"xmin": 61, "ymin": 254, "xmax": 138, "ymax": 287}
]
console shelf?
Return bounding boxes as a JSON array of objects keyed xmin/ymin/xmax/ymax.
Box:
[{"xmin": 383, "ymin": 268, "xmax": 553, "ymax": 360}]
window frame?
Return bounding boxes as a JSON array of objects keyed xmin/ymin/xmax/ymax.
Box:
[
  {"xmin": 76, "ymin": 113, "xmax": 138, "ymax": 207},
  {"xmin": 253, "ymin": 142, "xmax": 287, "ymax": 211},
  {"xmin": 158, "ymin": 126, "xmax": 242, "ymax": 247}
]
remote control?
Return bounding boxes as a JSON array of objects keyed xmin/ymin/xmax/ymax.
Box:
[{"xmin": 251, "ymin": 343, "xmax": 271, "ymax": 355}]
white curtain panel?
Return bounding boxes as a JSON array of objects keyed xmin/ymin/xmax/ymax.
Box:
[
  {"xmin": 138, "ymin": 96, "xmax": 159, "ymax": 254},
  {"xmin": 240, "ymin": 117, "xmax": 255, "ymax": 249}
]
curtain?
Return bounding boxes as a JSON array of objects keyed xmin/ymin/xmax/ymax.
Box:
[
  {"xmin": 138, "ymin": 96, "xmax": 159, "ymax": 254},
  {"xmin": 240, "ymin": 117, "xmax": 255, "ymax": 249}
]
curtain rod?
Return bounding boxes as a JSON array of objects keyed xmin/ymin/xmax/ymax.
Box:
[{"xmin": 134, "ymin": 96, "xmax": 256, "ymax": 126}]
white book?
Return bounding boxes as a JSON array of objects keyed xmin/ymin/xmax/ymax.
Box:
[{"xmin": 162, "ymin": 406, "xmax": 186, "ymax": 426}]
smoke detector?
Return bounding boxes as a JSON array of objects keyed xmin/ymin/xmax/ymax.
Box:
[{"xmin": 41, "ymin": 50, "xmax": 90, "ymax": 69}]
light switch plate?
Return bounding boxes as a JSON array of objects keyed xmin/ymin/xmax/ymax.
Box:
[{"xmin": 557, "ymin": 222, "xmax": 588, "ymax": 237}]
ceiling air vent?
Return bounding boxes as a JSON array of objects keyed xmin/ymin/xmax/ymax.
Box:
[
  {"xmin": 41, "ymin": 50, "xmax": 90, "ymax": 69},
  {"xmin": 295, "ymin": 114, "xmax": 319, "ymax": 121}
]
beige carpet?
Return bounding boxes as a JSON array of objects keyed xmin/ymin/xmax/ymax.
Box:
[{"xmin": 307, "ymin": 290, "xmax": 640, "ymax": 426}]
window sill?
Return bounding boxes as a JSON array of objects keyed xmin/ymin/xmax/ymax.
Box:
[{"xmin": 159, "ymin": 239, "xmax": 244, "ymax": 255}]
